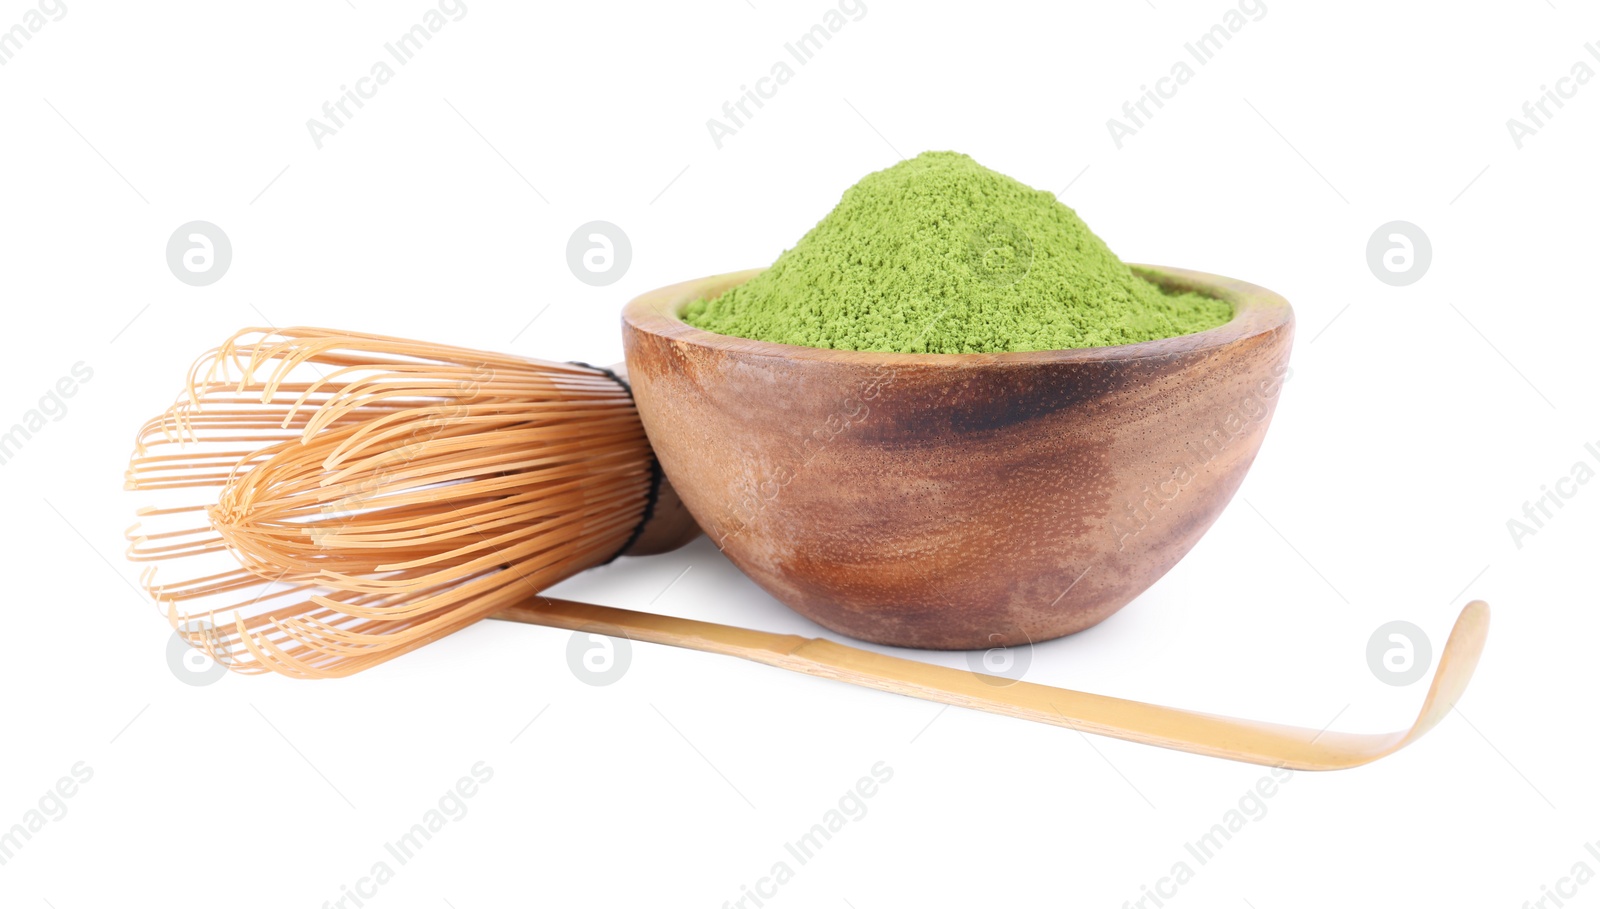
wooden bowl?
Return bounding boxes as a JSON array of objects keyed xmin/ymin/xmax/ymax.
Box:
[{"xmin": 621, "ymin": 266, "xmax": 1294, "ymax": 650}]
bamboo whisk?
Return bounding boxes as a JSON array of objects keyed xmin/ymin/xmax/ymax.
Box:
[{"xmin": 125, "ymin": 327, "xmax": 679, "ymax": 679}]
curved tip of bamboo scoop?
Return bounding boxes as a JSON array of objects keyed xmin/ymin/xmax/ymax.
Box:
[
  {"xmin": 1409, "ymin": 599, "xmax": 1490, "ymax": 737},
  {"xmin": 847, "ymin": 597, "xmax": 1492, "ymax": 771},
  {"xmin": 499, "ymin": 597, "xmax": 1489, "ymax": 770},
  {"xmin": 1294, "ymin": 597, "xmax": 1490, "ymax": 769},
  {"xmin": 1022, "ymin": 598, "xmax": 1491, "ymax": 771}
]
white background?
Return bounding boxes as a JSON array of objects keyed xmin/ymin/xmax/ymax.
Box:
[{"xmin": 1, "ymin": 1, "xmax": 1596, "ymax": 906}]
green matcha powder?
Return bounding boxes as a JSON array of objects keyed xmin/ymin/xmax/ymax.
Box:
[{"xmin": 684, "ymin": 151, "xmax": 1231, "ymax": 354}]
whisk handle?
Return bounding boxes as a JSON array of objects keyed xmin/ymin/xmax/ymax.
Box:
[{"xmin": 602, "ymin": 361, "xmax": 703, "ymax": 557}]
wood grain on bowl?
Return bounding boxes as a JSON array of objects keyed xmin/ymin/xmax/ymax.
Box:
[{"xmin": 622, "ymin": 266, "xmax": 1294, "ymax": 650}]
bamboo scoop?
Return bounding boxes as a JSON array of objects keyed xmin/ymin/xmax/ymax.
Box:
[
  {"xmin": 502, "ymin": 596, "xmax": 1488, "ymax": 771},
  {"xmin": 126, "ymin": 326, "xmax": 1486, "ymax": 768}
]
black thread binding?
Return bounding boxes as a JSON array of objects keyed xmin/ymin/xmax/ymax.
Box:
[{"xmin": 571, "ymin": 361, "xmax": 663, "ymax": 564}]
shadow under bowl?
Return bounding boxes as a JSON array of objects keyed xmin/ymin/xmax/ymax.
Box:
[{"xmin": 621, "ymin": 265, "xmax": 1294, "ymax": 650}]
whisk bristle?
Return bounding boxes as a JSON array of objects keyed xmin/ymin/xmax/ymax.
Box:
[{"xmin": 127, "ymin": 327, "xmax": 656, "ymax": 679}]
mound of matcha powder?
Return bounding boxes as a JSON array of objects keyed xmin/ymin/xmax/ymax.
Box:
[{"xmin": 683, "ymin": 151, "xmax": 1231, "ymax": 353}]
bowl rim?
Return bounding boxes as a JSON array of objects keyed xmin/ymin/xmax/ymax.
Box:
[{"xmin": 622, "ymin": 264, "xmax": 1294, "ymax": 366}]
